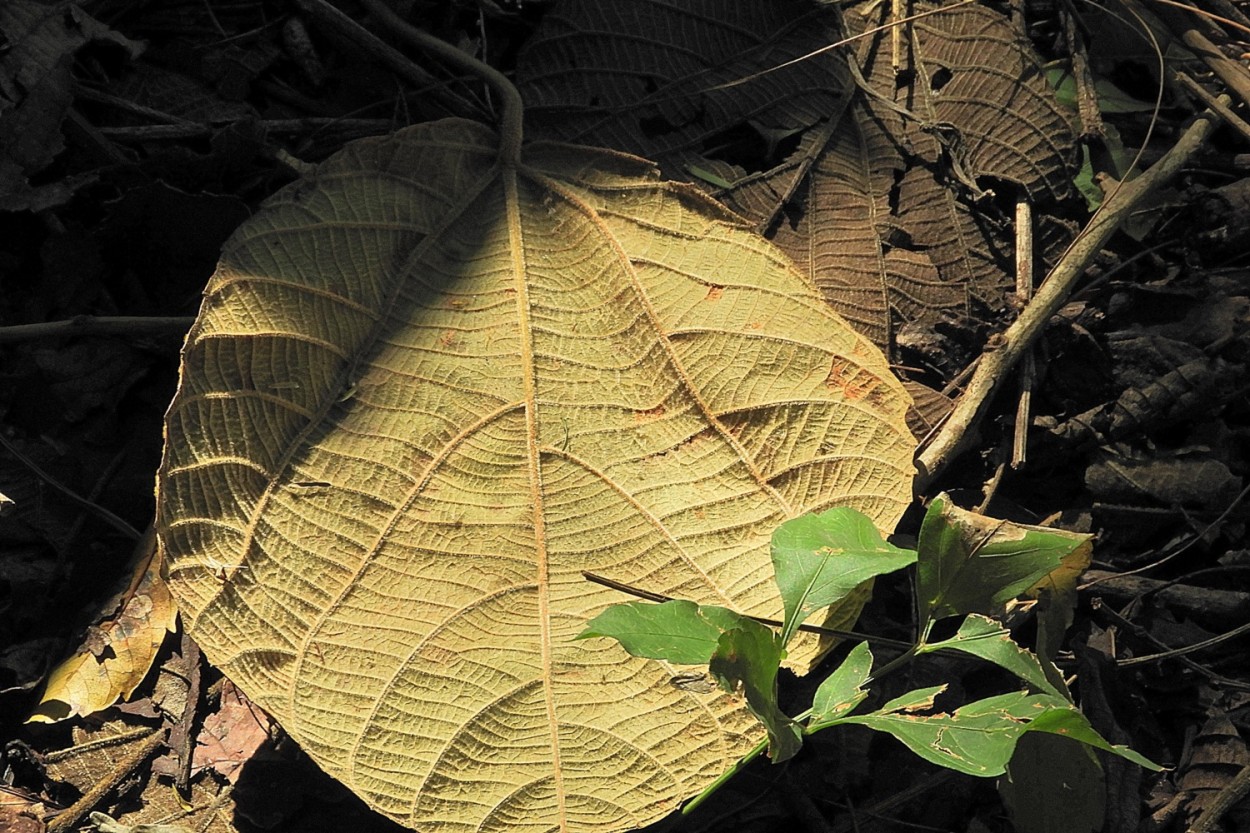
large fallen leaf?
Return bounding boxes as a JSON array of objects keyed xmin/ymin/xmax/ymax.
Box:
[
  {"xmin": 156, "ymin": 119, "xmax": 915, "ymax": 832},
  {"xmin": 724, "ymin": 102, "xmax": 958, "ymax": 350},
  {"xmin": 862, "ymin": 1, "xmax": 1077, "ymax": 202}
]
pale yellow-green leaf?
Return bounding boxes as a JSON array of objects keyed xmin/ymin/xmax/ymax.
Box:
[{"xmin": 156, "ymin": 119, "xmax": 915, "ymax": 833}]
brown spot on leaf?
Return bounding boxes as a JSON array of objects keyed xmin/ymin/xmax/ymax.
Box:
[
  {"xmin": 705, "ymin": 285, "xmax": 724, "ymax": 301},
  {"xmin": 634, "ymin": 404, "xmax": 666, "ymax": 422},
  {"xmin": 825, "ymin": 358, "xmax": 891, "ymax": 408}
]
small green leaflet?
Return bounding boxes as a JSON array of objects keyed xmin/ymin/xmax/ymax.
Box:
[
  {"xmin": 576, "ymin": 599, "xmax": 749, "ymax": 665},
  {"xmin": 877, "ymin": 684, "xmax": 946, "ymax": 714},
  {"xmin": 772, "ymin": 508, "xmax": 917, "ymax": 645},
  {"xmin": 1045, "ymin": 67, "xmax": 1158, "ymax": 114},
  {"xmin": 917, "ymin": 614, "xmax": 1065, "ymax": 699},
  {"xmin": 579, "ymin": 601, "xmax": 803, "ymax": 760},
  {"xmin": 709, "ymin": 620, "xmax": 802, "ymax": 762},
  {"xmin": 810, "ymin": 641, "xmax": 873, "ymax": 727}
]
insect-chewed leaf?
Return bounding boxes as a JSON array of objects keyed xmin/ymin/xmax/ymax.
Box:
[
  {"xmin": 846, "ymin": 691, "xmax": 1048, "ymax": 776},
  {"xmin": 917, "ymin": 494, "xmax": 1093, "ymax": 623},
  {"xmin": 810, "ymin": 641, "xmax": 874, "ymax": 726},
  {"xmin": 917, "ymin": 614, "xmax": 1064, "ymax": 699},
  {"xmin": 156, "ymin": 119, "xmax": 915, "ymax": 833},
  {"xmin": 28, "ymin": 528, "xmax": 176, "ymax": 724},
  {"xmin": 846, "ymin": 692, "xmax": 1161, "ymax": 778}
]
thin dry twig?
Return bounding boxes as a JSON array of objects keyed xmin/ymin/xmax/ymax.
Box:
[
  {"xmin": 1081, "ymin": 480, "xmax": 1250, "ymax": 587},
  {"xmin": 1062, "ymin": 0, "xmax": 1106, "ymax": 139},
  {"xmin": 1151, "ymin": 0, "xmax": 1250, "ymax": 37},
  {"xmin": 0, "ymin": 434, "xmax": 141, "ymax": 540},
  {"xmin": 1115, "ymin": 619, "xmax": 1250, "ymax": 667},
  {"xmin": 0, "ymin": 316, "xmax": 194, "ymax": 343},
  {"xmin": 1187, "ymin": 762, "xmax": 1250, "ymax": 833},
  {"xmin": 1176, "ymin": 71, "xmax": 1250, "ymax": 144},
  {"xmin": 292, "ymin": 0, "xmax": 488, "ymax": 124},
  {"xmin": 351, "ymin": 0, "xmax": 525, "ymax": 163},
  {"xmin": 1012, "ymin": 196, "xmax": 1034, "ymax": 469},
  {"xmin": 99, "ymin": 118, "xmax": 396, "ymax": 142},
  {"xmin": 1081, "ymin": 569, "xmax": 1250, "ymax": 621},
  {"xmin": 1148, "ymin": 0, "xmax": 1250, "ymax": 106},
  {"xmin": 707, "ymin": 0, "xmax": 980, "ymax": 91},
  {"xmin": 915, "ymin": 103, "xmax": 1224, "ymax": 491},
  {"xmin": 1090, "ymin": 599, "xmax": 1250, "ymax": 690},
  {"xmin": 580, "ymin": 571, "xmax": 914, "ymax": 649}
]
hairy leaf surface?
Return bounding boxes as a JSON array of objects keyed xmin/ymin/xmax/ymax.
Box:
[{"xmin": 156, "ymin": 119, "xmax": 914, "ymax": 833}]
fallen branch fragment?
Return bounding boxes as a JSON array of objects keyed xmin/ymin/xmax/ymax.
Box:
[
  {"xmin": 915, "ymin": 104, "xmax": 1224, "ymax": 491},
  {"xmin": 0, "ymin": 316, "xmax": 194, "ymax": 343},
  {"xmin": 46, "ymin": 728, "xmax": 166, "ymax": 833},
  {"xmin": 1081, "ymin": 569, "xmax": 1250, "ymax": 622},
  {"xmin": 1151, "ymin": 0, "xmax": 1250, "ymax": 108},
  {"xmin": 1176, "ymin": 71, "xmax": 1250, "ymax": 145}
]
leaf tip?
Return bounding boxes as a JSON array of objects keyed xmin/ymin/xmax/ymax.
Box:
[{"xmin": 26, "ymin": 699, "xmax": 73, "ymax": 724}]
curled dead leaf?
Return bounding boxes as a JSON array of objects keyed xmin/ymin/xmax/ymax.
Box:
[{"xmin": 28, "ymin": 527, "xmax": 177, "ymax": 723}]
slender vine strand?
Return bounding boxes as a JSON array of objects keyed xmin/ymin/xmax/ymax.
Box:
[{"xmin": 354, "ymin": 0, "xmax": 524, "ymax": 165}]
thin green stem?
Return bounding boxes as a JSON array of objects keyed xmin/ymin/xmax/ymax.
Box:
[
  {"xmin": 582, "ymin": 571, "xmax": 915, "ymax": 650},
  {"xmin": 865, "ymin": 643, "xmax": 923, "ymax": 687},
  {"xmin": 684, "ymin": 638, "xmax": 925, "ymax": 814},
  {"xmin": 355, "ymin": 0, "xmax": 524, "ymax": 165},
  {"xmin": 681, "ymin": 737, "xmax": 769, "ymax": 815}
]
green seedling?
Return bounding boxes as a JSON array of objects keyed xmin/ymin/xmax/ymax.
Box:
[{"xmin": 578, "ymin": 493, "xmax": 1160, "ymax": 817}]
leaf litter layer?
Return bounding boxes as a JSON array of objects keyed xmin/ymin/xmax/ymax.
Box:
[
  {"xmin": 517, "ymin": 0, "xmax": 1079, "ymax": 356},
  {"xmin": 157, "ymin": 119, "xmax": 916, "ymax": 832}
]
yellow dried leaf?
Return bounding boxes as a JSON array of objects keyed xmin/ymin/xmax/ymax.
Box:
[{"xmin": 29, "ymin": 527, "xmax": 177, "ymax": 723}]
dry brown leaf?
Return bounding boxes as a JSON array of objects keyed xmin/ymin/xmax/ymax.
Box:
[
  {"xmin": 0, "ymin": 786, "xmax": 49, "ymax": 833},
  {"xmin": 1179, "ymin": 712, "xmax": 1250, "ymax": 825},
  {"xmin": 860, "ymin": 1, "xmax": 1078, "ymax": 202},
  {"xmin": 902, "ymin": 379, "xmax": 954, "ymax": 440},
  {"xmin": 0, "ymin": 0, "xmax": 142, "ymax": 210},
  {"xmin": 516, "ymin": 0, "xmax": 850, "ymax": 166},
  {"xmin": 42, "ymin": 718, "xmax": 160, "ymax": 793},
  {"xmin": 193, "ymin": 681, "xmax": 275, "ymax": 785},
  {"xmin": 516, "ymin": 0, "xmax": 1078, "ymax": 359}
]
